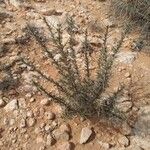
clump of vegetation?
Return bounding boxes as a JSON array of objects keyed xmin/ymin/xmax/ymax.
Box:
[
  {"xmin": 21, "ymin": 17, "xmax": 128, "ymax": 120},
  {"xmin": 110, "ymin": 0, "xmax": 150, "ymax": 44}
]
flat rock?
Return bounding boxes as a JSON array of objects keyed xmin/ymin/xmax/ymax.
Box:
[
  {"xmin": 116, "ymin": 52, "xmax": 137, "ymax": 64},
  {"xmin": 80, "ymin": 127, "xmax": 93, "ymax": 144},
  {"xmin": 116, "ymin": 101, "xmax": 132, "ymax": 113},
  {"xmin": 4, "ymin": 99, "xmax": 18, "ymax": 112}
]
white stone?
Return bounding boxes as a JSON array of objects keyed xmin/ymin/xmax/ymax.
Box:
[
  {"xmin": 27, "ymin": 118, "xmax": 36, "ymax": 127},
  {"xmin": 54, "ymin": 54, "xmax": 61, "ymax": 62},
  {"xmin": 45, "ymin": 16, "xmax": 60, "ymax": 28},
  {"xmin": 41, "ymin": 99, "xmax": 50, "ymax": 106},
  {"xmin": 9, "ymin": 0, "xmax": 21, "ymax": 8},
  {"xmin": 46, "ymin": 134, "xmax": 54, "ymax": 146},
  {"xmin": 4, "ymin": 99, "xmax": 18, "ymax": 112},
  {"xmin": 118, "ymin": 135, "xmax": 129, "ymax": 147},
  {"xmin": 116, "ymin": 52, "xmax": 137, "ymax": 64},
  {"xmin": 80, "ymin": 127, "xmax": 93, "ymax": 144},
  {"xmin": 116, "ymin": 101, "xmax": 132, "ymax": 113}
]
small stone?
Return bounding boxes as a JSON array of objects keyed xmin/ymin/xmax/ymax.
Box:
[
  {"xmin": 45, "ymin": 111, "xmax": 55, "ymax": 120},
  {"xmin": 26, "ymin": 111, "xmax": 34, "ymax": 118},
  {"xmin": 4, "ymin": 99, "xmax": 18, "ymax": 112},
  {"xmin": 27, "ymin": 118, "xmax": 36, "ymax": 127},
  {"xmin": 9, "ymin": 119, "xmax": 15, "ymax": 126},
  {"xmin": 25, "ymin": 93, "xmax": 32, "ymax": 98},
  {"xmin": 57, "ymin": 142, "xmax": 72, "ymax": 150},
  {"xmin": 29, "ymin": 97, "xmax": 35, "ymax": 102},
  {"xmin": 80, "ymin": 127, "xmax": 93, "ymax": 144},
  {"xmin": 0, "ymin": 98, "xmax": 5, "ymax": 107},
  {"xmin": 125, "ymin": 72, "xmax": 131, "ymax": 78},
  {"xmin": 53, "ymin": 129, "xmax": 70, "ymax": 141},
  {"xmin": 121, "ymin": 122, "xmax": 132, "ymax": 135},
  {"xmin": 59, "ymin": 123, "xmax": 71, "ymax": 133},
  {"xmin": 36, "ymin": 136, "xmax": 44, "ymax": 144},
  {"xmin": 117, "ymin": 101, "xmax": 132, "ymax": 113},
  {"xmin": 20, "ymin": 119, "xmax": 26, "ymax": 128},
  {"xmin": 41, "ymin": 99, "xmax": 50, "ymax": 106},
  {"xmin": 118, "ymin": 134, "xmax": 129, "ymax": 147},
  {"xmin": 44, "ymin": 124, "xmax": 51, "ymax": 132},
  {"xmin": 46, "ymin": 134, "xmax": 54, "ymax": 146}
]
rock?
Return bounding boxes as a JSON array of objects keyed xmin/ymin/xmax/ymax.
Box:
[
  {"xmin": 26, "ymin": 111, "xmax": 34, "ymax": 118},
  {"xmin": 44, "ymin": 111, "xmax": 55, "ymax": 120},
  {"xmin": 0, "ymin": 98, "xmax": 5, "ymax": 107},
  {"xmin": 20, "ymin": 119, "xmax": 26, "ymax": 128},
  {"xmin": 116, "ymin": 52, "xmax": 137, "ymax": 64},
  {"xmin": 53, "ymin": 129, "xmax": 70, "ymax": 141},
  {"xmin": 9, "ymin": 0, "xmax": 22, "ymax": 8},
  {"xmin": 18, "ymin": 98, "xmax": 26, "ymax": 108},
  {"xmin": 40, "ymin": 98, "xmax": 50, "ymax": 106},
  {"xmin": 103, "ymin": 18, "xmax": 115, "ymax": 27},
  {"xmin": 29, "ymin": 97, "xmax": 35, "ymax": 102},
  {"xmin": 121, "ymin": 122, "xmax": 132, "ymax": 136},
  {"xmin": 80, "ymin": 127, "xmax": 93, "ymax": 144},
  {"xmin": 118, "ymin": 134, "xmax": 129, "ymax": 147},
  {"xmin": 45, "ymin": 16, "xmax": 60, "ymax": 28},
  {"xmin": 46, "ymin": 134, "xmax": 54, "ymax": 146},
  {"xmin": 4, "ymin": 99, "xmax": 18, "ymax": 112},
  {"xmin": 54, "ymin": 54, "xmax": 62, "ymax": 62},
  {"xmin": 125, "ymin": 72, "xmax": 131, "ymax": 78},
  {"xmin": 134, "ymin": 106, "xmax": 150, "ymax": 137},
  {"xmin": 59, "ymin": 123, "xmax": 71, "ymax": 133},
  {"xmin": 130, "ymin": 136, "xmax": 150, "ymax": 150},
  {"xmin": 57, "ymin": 142, "xmax": 72, "ymax": 150},
  {"xmin": 27, "ymin": 118, "xmax": 36, "ymax": 127},
  {"xmin": 97, "ymin": 140, "xmax": 110, "ymax": 149},
  {"xmin": 116, "ymin": 101, "xmax": 132, "ymax": 113}
]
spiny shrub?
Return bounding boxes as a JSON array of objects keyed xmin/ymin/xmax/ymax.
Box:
[
  {"xmin": 21, "ymin": 17, "xmax": 128, "ymax": 120},
  {"xmin": 110, "ymin": 0, "xmax": 150, "ymax": 43}
]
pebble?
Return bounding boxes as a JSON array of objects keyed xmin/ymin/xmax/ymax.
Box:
[
  {"xmin": 118, "ymin": 134, "xmax": 129, "ymax": 147},
  {"xmin": 59, "ymin": 123, "xmax": 71, "ymax": 133},
  {"xmin": 40, "ymin": 99, "xmax": 50, "ymax": 106},
  {"xmin": 46, "ymin": 134, "xmax": 54, "ymax": 146},
  {"xmin": 44, "ymin": 111, "xmax": 55, "ymax": 120},
  {"xmin": 80, "ymin": 127, "xmax": 93, "ymax": 144},
  {"xmin": 4, "ymin": 99, "xmax": 18, "ymax": 112},
  {"xmin": 27, "ymin": 118, "xmax": 36, "ymax": 127},
  {"xmin": 20, "ymin": 119, "xmax": 26, "ymax": 128},
  {"xmin": 53, "ymin": 129, "xmax": 70, "ymax": 141}
]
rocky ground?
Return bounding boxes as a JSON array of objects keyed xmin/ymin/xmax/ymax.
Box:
[{"xmin": 0, "ymin": 0, "xmax": 150, "ymax": 150}]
